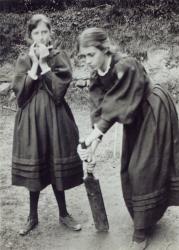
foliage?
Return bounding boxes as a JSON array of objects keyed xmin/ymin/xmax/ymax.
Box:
[
  {"xmin": 0, "ymin": 2, "xmax": 179, "ymax": 102},
  {"xmin": 0, "ymin": 0, "xmax": 179, "ymax": 13},
  {"xmin": 0, "ymin": 13, "xmax": 28, "ymax": 64},
  {"xmin": 1, "ymin": 2, "xmax": 178, "ymax": 64}
]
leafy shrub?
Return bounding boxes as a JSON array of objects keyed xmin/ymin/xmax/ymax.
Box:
[
  {"xmin": 0, "ymin": 2, "xmax": 178, "ymax": 64},
  {"xmin": 0, "ymin": 13, "xmax": 29, "ymax": 64}
]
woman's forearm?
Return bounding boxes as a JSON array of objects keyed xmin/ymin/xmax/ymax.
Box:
[
  {"xmin": 28, "ymin": 62, "xmax": 39, "ymax": 80},
  {"xmin": 85, "ymin": 124, "xmax": 103, "ymax": 147}
]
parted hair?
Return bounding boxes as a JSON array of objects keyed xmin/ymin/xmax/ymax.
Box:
[
  {"xmin": 77, "ymin": 27, "xmax": 118, "ymax": 55},
  {"xmin": 27, "ymin": 14, "xmax": 51, "ymax": 39}
]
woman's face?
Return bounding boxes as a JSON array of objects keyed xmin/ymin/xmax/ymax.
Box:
[
  {"xmin": 79, "ymin": 46, "xmax": 106, "ymax": 71},
  {"xmin": 31, "ymin": 21, "xmax": 51, "ymax": 46}
]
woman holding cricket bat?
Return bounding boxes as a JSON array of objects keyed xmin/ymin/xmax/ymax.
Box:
[
  {"xmin": 12, "ymin": 14, "xmax": 83, "ymax": 235},
  {"xmin": 77, "ymin": 27, "xmax": 179, "ymax": 250}
]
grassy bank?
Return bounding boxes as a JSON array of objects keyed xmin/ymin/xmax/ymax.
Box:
[
  {"xmin": 1, "ymin": 5, "xmax": 179, "ymax": 64},
  {"xmin": 0, "ymin": 5, "xmax": 179, "ymax": 106}
]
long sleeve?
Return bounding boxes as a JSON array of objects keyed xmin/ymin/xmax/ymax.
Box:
[
  {"xmin": 42, "ymin": 50, "xmax": 72, "ymax": 104},
  {"xmin": 90, "ymin": 58, "xmax": 149, "ymax": 133},
  {"xmin": 12, "ymin": 54, "xmax": 37, "ymax": 108}
]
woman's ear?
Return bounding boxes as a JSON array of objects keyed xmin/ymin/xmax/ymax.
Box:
[{"xmin": 50, "ymin": 30, "xmax": 55, "ymax": 43}]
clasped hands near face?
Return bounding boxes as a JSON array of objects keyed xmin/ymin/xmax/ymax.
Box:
[
  {"xmin": 28, "ymin": 42, "xmax": 51, "ymax": 78},
  {"xmin": 29, "ymin": 42, "xmax": 50, "ymax": 66}
]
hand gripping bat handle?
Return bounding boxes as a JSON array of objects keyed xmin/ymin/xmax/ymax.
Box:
[
  {"xmin": 81, "ymin": 141, "xmax": 87, "ymax": 150},
  {"xmin": 80, "ymin": 141, "xmax": 88, "ymax": 164},
  {"xmin": 80, "ymin": 141, "xmax": 94, "ymax": 177}
]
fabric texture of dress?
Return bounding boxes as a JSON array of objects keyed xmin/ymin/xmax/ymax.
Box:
[
  {"xmin": 89, "ymin": 54, "xmax": 179, "ymax": 229},
  {"xmin": 12, "ymin": 49, "xmax": 83, "ymax": 191}
]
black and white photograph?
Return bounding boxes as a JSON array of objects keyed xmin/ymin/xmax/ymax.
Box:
[{"xmin": 0, "ymin": 1, "xmax": 179, "ymax": 249}]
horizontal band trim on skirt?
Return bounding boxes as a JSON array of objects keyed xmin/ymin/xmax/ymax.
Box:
[
  {"xmin": 124, "ymin": 188, "xmax": 179, "ymax": 211},
  {"xmin": 170, "ymin": 177, "xmax": 179, "ymax": 190},
  {"xmin": 12, "ymin": 164, "xmax": 83, "ymax": 179},
  {"xmin": 12, "ymin": 159, "xmax": 82, "ymax": 172},
  {"xmin": 12, "ymin": 172, "xmax": 84, "ymax": 191},
  {"xmin": 124, "ymin": 188, "xmax": 169, "ymax": 211},
  {"xmin": 132, "ymin": 193, "xmax": 168, "ymax": 206},
  {"xmin": 132, "ymin": 197, "xmax": 168, "ymax": 211},
  {"xmin": 12, "ymin": 154, "xmax": 81, "ymax": 165},
  {"xmin": 132, "ymin": 188, "xmax": 166, "ymax": 201}
]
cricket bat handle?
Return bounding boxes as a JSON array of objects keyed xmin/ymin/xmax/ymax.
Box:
[
  {"xmin": 81, "ymin": 141, "xmax": 87, "ymax": 149},
  {"xmin": 80, "ymin": 142, "xmax": 95, "ymax": 176},
  {"xmin": 80, "ymin": 141, "xmax": 88, "ymax": 163}
]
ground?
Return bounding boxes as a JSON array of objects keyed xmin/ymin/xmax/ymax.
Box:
[{"xmin": 0, "ymin": 47, "xmax": 179, "ymax": 250}]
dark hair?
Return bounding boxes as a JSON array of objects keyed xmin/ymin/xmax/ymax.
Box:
[
  {"xmin": 77, "ymin": 27, "xmax": 118, "ymax": 55},
  {"xmin": 27, "ymin": 14, "xmax": 51, "ymax": 39}
]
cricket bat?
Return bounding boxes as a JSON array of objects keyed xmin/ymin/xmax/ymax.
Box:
[{"xmin": 81, "ymin": 142, "xmax": 109, "ymax": 231}]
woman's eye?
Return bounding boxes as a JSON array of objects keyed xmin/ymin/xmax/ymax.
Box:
[
  {"xmin": 88, "ymin": 53, "xmax": 94, "ymax": 57},
  {"xmin": 78, "ymin": 55, "xmax": 85, "ymax": 60}
]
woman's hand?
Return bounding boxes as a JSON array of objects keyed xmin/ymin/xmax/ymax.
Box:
[
  {"xmin": 77, "ymin": 139, "xmax": 100, "ymax": 162},
  {"xmin": 29, "ymin": 43, "xmax": 39, "ymax": 64},
  {"xmin": 77, "ymin": 143, "xmax": 89, "ymax": 161},
  {"xmin": 37, "ymin": 43, "xmax": 51, "ymax": 73},
  {"xmin": 38, "ymin": 44, "xmax": 49, "ymax": 63},
  {"xmin": 28, "ymin": 43, "xmax": 39, "ymax": 79},
  {"xmin": 77, "ymin": 142, "xmax": 96, "ymax": 174},
  {"xmin": 86, "ymin": 161, "xmax": 96, "ymax": 174},
  {"xmin": 88, "ymin": 139, "xmax": 100, "ymax": 162}
]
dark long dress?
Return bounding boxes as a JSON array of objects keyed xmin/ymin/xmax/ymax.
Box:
[
  {"xmin": 89, "ymin": 54, "xmax": 179, "ymax": 230},
  {"xmin": 12, "ymin": 49, "xmax": 83, "ymax": 191}
]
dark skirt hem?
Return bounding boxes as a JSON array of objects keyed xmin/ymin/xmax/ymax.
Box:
[{"xmin": 12, "ymin": 174, "xmax": 84, "ymax": 191}]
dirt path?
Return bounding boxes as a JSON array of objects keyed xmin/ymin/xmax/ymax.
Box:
[
  {"xmin": 0, "ymin": 107, "xmax": 179, "ymax": 250},
  {"xmin": 1, "ymin": 47, "xmax": 179, "ymax": 250}
]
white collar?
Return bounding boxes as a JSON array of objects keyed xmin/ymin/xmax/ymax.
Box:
[{"xmin": 97, "ymin": 56, "xmax": 112, "ymax": 76}]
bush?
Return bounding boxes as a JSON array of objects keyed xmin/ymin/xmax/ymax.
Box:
[
  {"xmin": 0, "ymin": 13, "xmax": 28, "ymax": 63},
  {"xmin": 0, "ymin": 3, "xmax": 178, "ymax": 64}
]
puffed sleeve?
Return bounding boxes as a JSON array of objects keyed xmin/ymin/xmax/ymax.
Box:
[
  {"xmin": 96, "ymin": 58, "xmax": 148, "ymax": 133},
  {"xmin": 42, "ymin": 50, "xmax": 72, "ymax": 104},
  {"xmin": 12, "ymin": 54, "xmax": 37, "ymax": 108}
]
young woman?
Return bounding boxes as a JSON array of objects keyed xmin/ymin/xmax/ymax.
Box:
[
  {"xmin": 12, "ymin": 14, "xmax": 83, "ymax": 235},
  {"xmin": 77, "ymin": 27, "xmax": 179, "ymax": 249}
]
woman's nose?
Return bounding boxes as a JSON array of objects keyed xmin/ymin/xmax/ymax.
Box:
[
  {"xmin": 86, "ymin": 57, "xmax": 91, "ymax": 65},
  {"xmin": 36, "ymin": 34, "xmax": 42, "ymax": 43},
  {"xmin": 40, "ymin": 33, "xmax": 44, "ymax": 40},
  {"xmin": 38, "ymin": 32, "xmax": 45, "ymax": 40}
]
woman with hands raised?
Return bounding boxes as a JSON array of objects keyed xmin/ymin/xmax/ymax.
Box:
[{"xmin": 12, "ymin": 14, "xmax": 83, "ymax": 235}]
